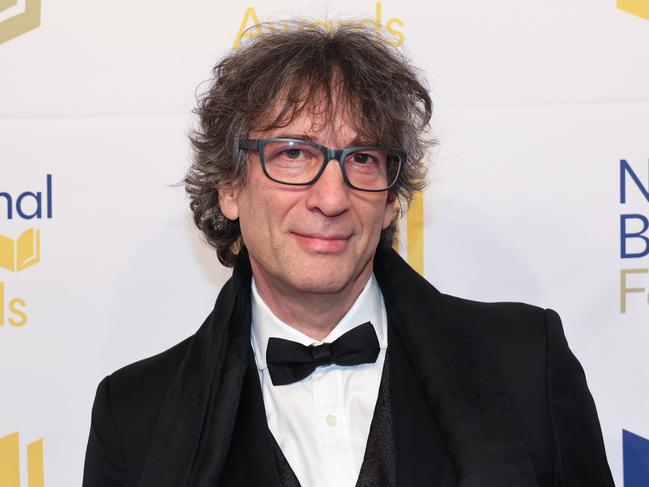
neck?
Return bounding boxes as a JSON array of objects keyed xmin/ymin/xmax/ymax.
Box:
[{"xmin": 251, "ymin": 266, "xmax": 373, "ymax": 342}]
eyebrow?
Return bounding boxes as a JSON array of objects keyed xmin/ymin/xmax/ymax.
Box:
[
  {"xmin": 274, "ymin": 133, "xmax": 319, "ymax": 143},
  {"xmin": 267, "ymin": 133, "xmax": 375, "ymax": 147}
]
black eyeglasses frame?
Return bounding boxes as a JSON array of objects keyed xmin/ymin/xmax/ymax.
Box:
[{"xmin": 238, "ymin": 138, "xmax": 405, "ymax": 192}]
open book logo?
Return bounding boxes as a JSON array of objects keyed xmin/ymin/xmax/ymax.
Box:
[
  {"xmin": 0, "ymin": 228, "xmax": 40, "ymax": 272},
  {"xmin": 0, "ymin": 432, "xmax": 44, "ymax": 487},
  {"xmin": 0, "ymin": 0, "xmax": 41, "ymax": 45},
  {"xmin": 618, "ymin": 0, "xmax": 649, "ymax": 21}
]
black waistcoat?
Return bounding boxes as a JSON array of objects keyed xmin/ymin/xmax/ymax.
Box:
[
  {"xmin": 219, "ymin": 322, "xmax": 456, "ymax": 487},
  {"xmin": 271, "ymin": 352, "xmax": 396, "ymax": 487}
]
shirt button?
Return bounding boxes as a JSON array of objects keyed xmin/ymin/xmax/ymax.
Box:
[{"xmin": 326, "ymin": 414, "xmax": 337, "ymax": 427}]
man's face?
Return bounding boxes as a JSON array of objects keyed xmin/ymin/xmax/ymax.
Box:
[{"xmin": 219, "ymin": 106, "xmax": 394, "ymax": 301}]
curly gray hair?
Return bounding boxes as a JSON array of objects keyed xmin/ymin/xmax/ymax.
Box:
[{"xmin": 186, "ymin": 21, "xmax": 433, "ymax": 267}]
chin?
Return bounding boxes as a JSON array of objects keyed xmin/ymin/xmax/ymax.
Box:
[{"xmin": 289, "ymin": 271, "xmax": 354, "ymax": 295}]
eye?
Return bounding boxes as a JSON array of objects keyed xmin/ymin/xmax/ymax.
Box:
[
  {"xmin": 284, "ymin": 148, "xmax": 304, "ymax": 159},
  {"xmin": 352, "ymin": 152, "xmax": 374, "ymax": 164}
]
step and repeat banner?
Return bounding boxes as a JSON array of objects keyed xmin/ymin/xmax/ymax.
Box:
[{"xmin": 1, "ymin": 1, "xmax": 648, "ymax": 485}]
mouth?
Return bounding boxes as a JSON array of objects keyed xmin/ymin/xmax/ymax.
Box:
[{"xmin": 292, "ymin": 232, "xmax": 352, "ymax": 253}]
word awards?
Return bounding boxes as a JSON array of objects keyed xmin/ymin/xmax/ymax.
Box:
[{"xmin": 0, "ymin": 282, "xmax": 28, "ymax": 327}]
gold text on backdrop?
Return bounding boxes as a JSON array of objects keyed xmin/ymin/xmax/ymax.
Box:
[
  {"xmin": 0, "ymin": 174, "xmax": 53, "ymax": 328},
  {"xmin": 233, "ymin": 2, "xmax": 404, "ymax": 49}
]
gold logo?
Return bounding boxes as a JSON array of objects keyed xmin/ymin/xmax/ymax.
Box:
[
  {"xmin": 391, "ymin": 193, "xmax": 424, "ymax": 275},
  {"xmin": 406, "ymin": 192, "xmax": 424, "ymax": 275},
  {"xmin": 0, "ymin": 433, "xmax": 44, "ymax": 487},
  {"xmin": 233, "ymin": 2, "xmax": 405, "ymax": 49},
  {"xmin": 0, "ymin": 0, "xmax": 41, "ymax": 45},
  {"xmin": 0, "ymin": 228, "xmax": 41, "ymax": 272},
  {"xmin": 618, "ymin": 0, "xmax": 649, "ymax": 21}
]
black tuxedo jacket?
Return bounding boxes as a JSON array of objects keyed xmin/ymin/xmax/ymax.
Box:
[{"xmin": 82, "ymin": 247, "xmax": 614, "ymax": 487}]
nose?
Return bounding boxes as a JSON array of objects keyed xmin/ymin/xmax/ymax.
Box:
[{"xmin": 305, "ymin": 158, "xmax": 350, "ymax": 216}]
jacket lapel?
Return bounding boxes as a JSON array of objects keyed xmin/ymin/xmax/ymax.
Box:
[
  {"xmin": 219, "ymin": 350, "xmax": 282, "ymax": 487},
  {"xmin": 137, "ymin": 252, "xmax": 255, "ymax": 487},
  {"xmin": 374, "ymin": 247, "xmax": 539, "ymax": 487}
]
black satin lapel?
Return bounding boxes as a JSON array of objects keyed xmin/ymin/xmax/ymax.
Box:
[
  {"xmin": 374, "ymin": 247, "xmax": 539, "ymax": 487},
  {"xmin": 137, "ymin": 253, "xmax": 254, "ymax": 487},
  {"xmin": 389, "ymin": 322, "xmax": 452, "ymax": 487},
  {"xmin": 219, "ymin": 351, "xmax": 282, "ymax": 487}
]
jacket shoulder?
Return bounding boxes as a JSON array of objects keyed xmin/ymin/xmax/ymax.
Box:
[
  {"xmin": 89, "ymin": 336, "xmax": 194, "ymax": 486},
  {"xmin": 442, "ymin": 294, "xmax": 546, "ymax": 332},
  {"xmin": 441, "ymin": 294, "xmax": 551, "ymax": 360},
  {"xmin": 108, "ymin": 335, "xmax": 194, "ymax": 444},
  {"xmin": 439, "ymin": 294, "xmax": 549, "ymax": 404},
  {"xmin": 109, "ymin": 335, "xmax": 193, "ymax": 402}
]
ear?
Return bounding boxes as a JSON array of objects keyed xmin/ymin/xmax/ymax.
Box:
[
  {"xmin": 382, "ymin": 194, "xmax": 397, "ymax": 230},
  {"xmin": 218, "ymin": 183, "xmax": 240, "ymax": 221}
]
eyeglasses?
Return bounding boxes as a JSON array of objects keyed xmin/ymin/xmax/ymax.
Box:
[{"xmin": 238, "ymin": 138, "xmax": 405, "ymax": 192}]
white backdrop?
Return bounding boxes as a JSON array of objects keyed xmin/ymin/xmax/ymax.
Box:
[{"xmin": 1, "ymin": 1, "xmax": 648, "ymax": 486}]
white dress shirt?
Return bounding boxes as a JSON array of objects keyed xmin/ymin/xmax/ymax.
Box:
[{"xmin": 250, "ymin": 275, "xmax": 388, "ymax": 487}]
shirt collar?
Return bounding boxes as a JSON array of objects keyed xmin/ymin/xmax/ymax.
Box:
[{"xmin": 250, "ymin": 274, "xmax": 388, "ymax": 371}]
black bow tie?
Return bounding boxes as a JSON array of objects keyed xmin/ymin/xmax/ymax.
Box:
[{"xmin": 266, "ymin": 322, "xmax": 380, "ymax": 386}]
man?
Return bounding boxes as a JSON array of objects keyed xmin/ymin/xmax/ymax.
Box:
[{"xmin": 83, "ymin": 22, "xmax": 615, "ymax": 487}]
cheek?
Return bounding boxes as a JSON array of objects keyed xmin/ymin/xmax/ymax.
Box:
[
  {"xmin": 238, "ymin": 185, "xmax": 297, "ymax": 242},
  {"xmin": 360, "ymin": 195, "xmax": 393, "ymax": 232},
  {"xmin": 382, "ymin": 200, "xmax": 395, "ymax": 230},
  {"xmin": 260, "ymin": 183, "xmax": 306, "ymax": 220}
]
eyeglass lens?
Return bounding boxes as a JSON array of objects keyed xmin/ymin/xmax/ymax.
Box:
[{"xmin": 262, "ymin": 140, "xmax": 401, "ymax": 190}]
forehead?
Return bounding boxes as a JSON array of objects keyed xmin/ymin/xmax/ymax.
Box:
[
  {"xmin": 252, "ymin": 112, "xmax": 361, "ymax": 147},
  {"xmin": 249, "ymin": 85, "xmax": 376, "ymax": 147}
]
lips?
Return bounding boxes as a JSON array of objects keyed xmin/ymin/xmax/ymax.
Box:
[{"xmin": 292, "ymin": 232, "xmax": 352, "ymax": 253}]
